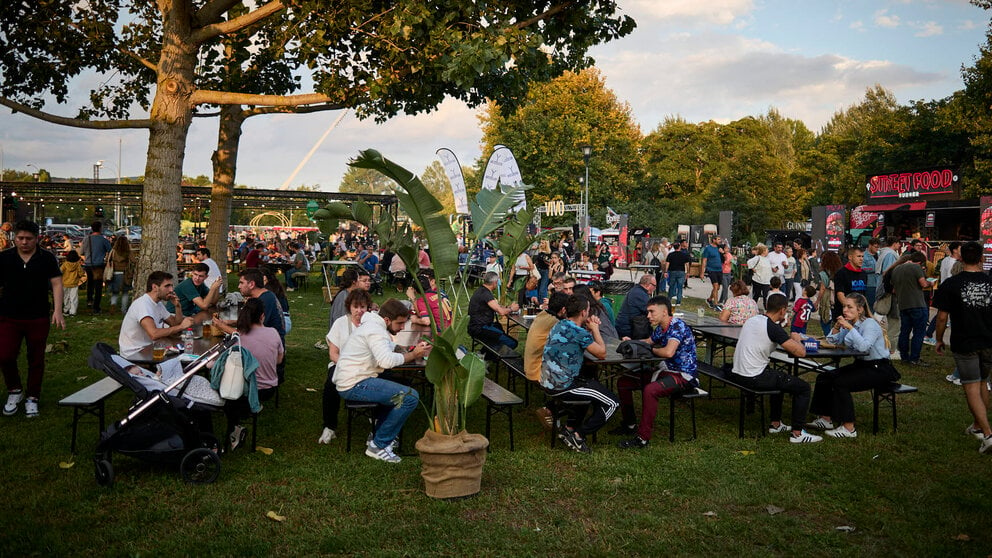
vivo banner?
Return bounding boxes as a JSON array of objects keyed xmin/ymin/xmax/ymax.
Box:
[{"xmin": 435, "ymin": 148, "xmax": 469, "ymax": 215}]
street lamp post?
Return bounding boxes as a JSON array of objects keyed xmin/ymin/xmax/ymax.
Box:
[{"xmin": 579, "ymin": 144, "xmax": 592, "ymax": 250}]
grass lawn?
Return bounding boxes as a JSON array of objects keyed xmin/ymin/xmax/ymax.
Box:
[{"xmin": 2, "ymin": 275, "xmax": 991, "ymax": 556}]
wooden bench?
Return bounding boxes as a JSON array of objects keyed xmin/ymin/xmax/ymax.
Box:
[
  {"xmin": 481, "ymin": 378, "xmax": 524, "ymax": 451},
  {"xmin": 872, "ymin": 383, "xmax": 918, "ymax": 434},
  {"xmin": 58, "ymin": 377, "xmax": 124, "ymax": 453},
  {"xmin": 696, "ymin": 362, "xmax": 781, "ymax": 438}
]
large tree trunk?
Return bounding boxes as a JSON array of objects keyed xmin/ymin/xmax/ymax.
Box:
[
  {"xmin": 207, "ymin": 105, "xmax": 245, "ymax": 282},
  {"xmin": 136, "ymin": 2, "xmax": 196, "ymax": 290}
]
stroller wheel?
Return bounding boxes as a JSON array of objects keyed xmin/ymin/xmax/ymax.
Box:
[
  {"xmin": 94, "ymin": 459, "xmax": 114, "ymax": 487},
  {"xmin": 180, "ymin": 448, "xmax": 221, "ymax": 484}
]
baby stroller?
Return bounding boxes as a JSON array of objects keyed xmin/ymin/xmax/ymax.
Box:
[{"xmin": 87, "ymin": 337, "xmax": 238, "ymax": 487}]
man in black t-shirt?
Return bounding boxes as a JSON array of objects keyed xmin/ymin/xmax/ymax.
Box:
[
  {"xmin": 0, "ymin": 221, "xmax": 65, "ymax": 418},
  {"xmin": 468, "ymin": 271, "xmax": 519, "ymax": 353},
  {"xmin": 832, "ymin": 247, "xmax": 867, "ymax": 320},
  {"xmin": 664, "ymin": 240, "xmax": 692, "ymax": 305},
  {"xmin": 933, "ymin": 241, "xmax": 992, "ymax": 454}
]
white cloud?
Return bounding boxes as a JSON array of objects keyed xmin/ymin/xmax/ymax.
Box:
[
  {"xmin": 914, "ymin": 21, "xmax": 944, "ymax": 36},
  {"xmin": 959, "ymin": 19, "xmax": 978, "ymax": 30},
  {"xmin": 593, "ymin": 33, "xmax": 943, "ymax": 131},
  {"xmin": 874, "ymin": 9, "xmax": 902, "ymax": 28},
  {"xmin": 850, "ymin": 20, "xmax": 865, "ymax": 31},
  {"xmin": 626, "ymin": 0, "xmax": 755, "ymax": 26}
]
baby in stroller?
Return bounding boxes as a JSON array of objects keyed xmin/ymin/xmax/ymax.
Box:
[{"xmin": 89, "ymin": 340, "xmax": 235, "ymax": 487}]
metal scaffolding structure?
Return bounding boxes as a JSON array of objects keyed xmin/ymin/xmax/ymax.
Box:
[{"xmin": 0, "ymin": 181, "xmax": 398, "ymax": 226}]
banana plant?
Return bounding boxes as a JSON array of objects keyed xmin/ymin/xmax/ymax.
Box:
[{"xmin": 313, "ymin": 149, "xmax": 538, "ymax": 435}]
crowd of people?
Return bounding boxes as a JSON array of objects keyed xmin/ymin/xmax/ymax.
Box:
[{"xmin": 2, "ymin": 217, "xmax": 991, "ymax": 458}]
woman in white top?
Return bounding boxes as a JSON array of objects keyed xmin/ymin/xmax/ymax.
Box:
[
  {"xmin": 318, "ymin": 288, "xmax": 372, "ymax": 444},
  {"xmin": 747, "ymin": 243, "xmax": 773, "ymax": 306},
  {"xmin": 783, "ymin": 246, "xmax": 798, "ymax": 302},
  {"xmin": 513, "ymin": 251, "xmax": 533, "ymax": 291}
]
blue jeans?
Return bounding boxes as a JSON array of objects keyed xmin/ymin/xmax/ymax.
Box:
[
  {"xmin": 668, "ymin": 271, "xmax": 686, "ymax": 304},
  {"xmin": 538, "ymin": 269, "xmax": 549, "ymax": 301},
  {"xmin": 339, "ymin": 377, "xmax": 419, "ymax": 449},
  {"xmin": 471, "ymin": 324, "xmax": 518, "ymax": 352},
  {"xmin": 898, "ymin": 307, "xmax": 928, "ymax": 362},
  {"xmin": 784, "ymin": 278, "xmax": 795, "ymax": 301}
]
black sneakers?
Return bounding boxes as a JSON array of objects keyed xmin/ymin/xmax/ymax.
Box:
[{"xmin": 618, "ymin": 436, "xmax": 649, "ymax": 449}]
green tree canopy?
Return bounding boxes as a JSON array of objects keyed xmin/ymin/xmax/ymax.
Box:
[
  {"xmin": 478, "ymin": 68, "xmax": 643, "ymax": 228},
  {"xmin": 0, "ymin": 1, "xmax": 635, "ymax": 285}
]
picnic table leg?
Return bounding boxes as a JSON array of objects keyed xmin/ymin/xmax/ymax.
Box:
[
  {"xmin": 738, "ymin": 392, "xmax": 746, "ymax": 439},
  {"xmin": 669, "ymin": 396, "xmax": 676, "ymax": 443}
]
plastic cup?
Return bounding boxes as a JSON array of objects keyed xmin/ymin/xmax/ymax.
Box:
[{"xmin": 152, "ymin": 343, "xmax": 167, "ymax": 361}]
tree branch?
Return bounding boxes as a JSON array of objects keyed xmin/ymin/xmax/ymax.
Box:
[
  {"xmin": 0, "ymin": 98, "xmax": 152, "ymax": 129},
  {"xmin": 193, "ymin": 0, "xmax": 243, "ymax": 27},
  {"xmin": 190, "ymin": 89, "xmax": 337, "ymax": 107},
  {"xmin": 190, "ymin": 1, "xmax": 285, "ymax": 44},
  {"xmin": 65, "ymin": 19, "xmax": 158, "ymax": 72},
  {"xmin": 241, "ymin": 103, "xmax": 346, "ymax": 119},
  {"xmin": 514, "ymin": 1, "xmax": 574, "ymax": 29}
]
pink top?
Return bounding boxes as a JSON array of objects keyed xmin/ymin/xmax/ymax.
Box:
[
  {"xmin": 239, "ymin": 325, "xmax": 284, "ymax": 389},
  {"xmin": 418, "ymin": 249, "xmax": 431, "ymax": 269},
  {"xmin": 723, "ymin": 295, "xmax": 758, "ymax": 325},
  {"xmin": 721, "ymin": 252, "xmax": 733, "ymax": 274}
]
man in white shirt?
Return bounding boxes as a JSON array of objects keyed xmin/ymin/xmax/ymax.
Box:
[
  {"xmin": 729, "ymin": 293, "xmax": 822, "ymax": 443},
  {"xmin": 767, "ymin": 242, "xmax": 788, "ymax": 287},
  {"xmin": 118, "ymin": 271, "xmax": 195, "ymax": 359},
  {"xmin": 334, "ymin": 299, "xmax": 429, "ymax": 463},
  {"xmin": 195, "ymin": 247, "xmax": 222, "ymax": 287}
]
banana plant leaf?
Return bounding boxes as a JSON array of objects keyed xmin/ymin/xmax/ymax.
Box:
[
  {"xmin": 350, "ymin": 149, "xmax": 459, "ymax": 280},
  {"xmin": 469, "ymin": 183, "xmax": 531, "ymax": 241}
]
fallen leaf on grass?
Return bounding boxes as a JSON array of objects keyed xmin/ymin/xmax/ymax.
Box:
[
  {"xmin": 76, "ymin": 376, "xmax": 89, "ymax": 382},
  {"xmin": 266, "ymin": 511, "xmax": 286, "ymax": 522},
  {"xmin": 305, "ymin": 388, "xmax": 318, "ymax": 393},
  {"xmin": 737, "ymin": 450, "xmax": 755, "ymax": 455},
  {"xmin": 835, "ymin": 526, "xmax": 855, "ymax": 532},
  {"xmin": 58, "ymin": 459, "xmax": 75, "ymax": 469},
  {"xmin": 766, "ymin": 505, "xmax": 784, "ymax": 515},
  {"xmin": 953, "ymin": 534, "xmax": 970, "ymax": 541},
  {"xmin": 702, "ymin": 511, "xmax": 718, "ymax": 518},
  {"xmin": 256, "ymin": 446, "xmax": 274, "ymax": 455}
]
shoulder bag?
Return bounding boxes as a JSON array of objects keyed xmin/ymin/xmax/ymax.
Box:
[
  {"xmin": 817, "ymin": 273, "xmax": 833, "ymax": 323},
  {"xmin": 103, "ymin": 249, "xmax": 116, "ymax": 281}
]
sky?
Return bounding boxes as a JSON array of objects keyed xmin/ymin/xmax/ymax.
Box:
[{"xmin": 0, "ymin": 0, "xmax": 989, "ymax": 193}]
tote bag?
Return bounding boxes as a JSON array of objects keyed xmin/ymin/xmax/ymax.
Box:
[{"xmin": 219, "ymin": 338, "xmax": 246, "ymax": 400}]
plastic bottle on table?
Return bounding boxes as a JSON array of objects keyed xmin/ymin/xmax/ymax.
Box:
[{"xmin": 183, "ymin": 328, "xmax": 194, "ymax": 355}]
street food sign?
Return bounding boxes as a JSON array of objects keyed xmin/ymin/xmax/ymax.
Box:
[{"xmin": 866, "ymin": 168, "xmax": 959, "ymax": 201}]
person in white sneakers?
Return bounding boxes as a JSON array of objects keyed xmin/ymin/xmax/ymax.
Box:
[
  {"xmin": 0, "ymin": 220, "xmax": 65, "ymax": 418},
  {"xmin": 808, "ymin": 293, "xmax": 900, "ymax": 438},
  {"xmin": 334, "ymin": 299, "xmax": 429, "ymax": 463},
  {"xmin": 933, "ymin": 241, "xmax": 992, "ymax": 454},
  {"xmin": 728, "ymin": 293, "xmax": 822, "ymax": 443}
]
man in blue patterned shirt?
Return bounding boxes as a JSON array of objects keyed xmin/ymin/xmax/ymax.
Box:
[
  {"xmin": 619, "ymin": 296, "xmax": 698, "ymax": 448},
  {"xmin": 541, "ymin": 295, "xmax": 619, "ymax": 453}
]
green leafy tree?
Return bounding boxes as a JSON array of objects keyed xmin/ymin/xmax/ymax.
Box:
[
  {"xmin": 338, "ymin": 166, "xmax": 397, "ymax": 195},
  {"xmin": 478, "ymin": 68, "xmax": 643, "ymax": 228},
  {"xmin": 420, "ymin": 160, "xmax": 456, "ymax": 216},
  {"xmin": 0, "ymin": 1, "xmax": 635, "ymax": 287}
]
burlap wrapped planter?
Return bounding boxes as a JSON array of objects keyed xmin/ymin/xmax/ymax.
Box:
[{"xmin": 415, "ymin": 430, "xmax": 489, "ymax": 499}]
